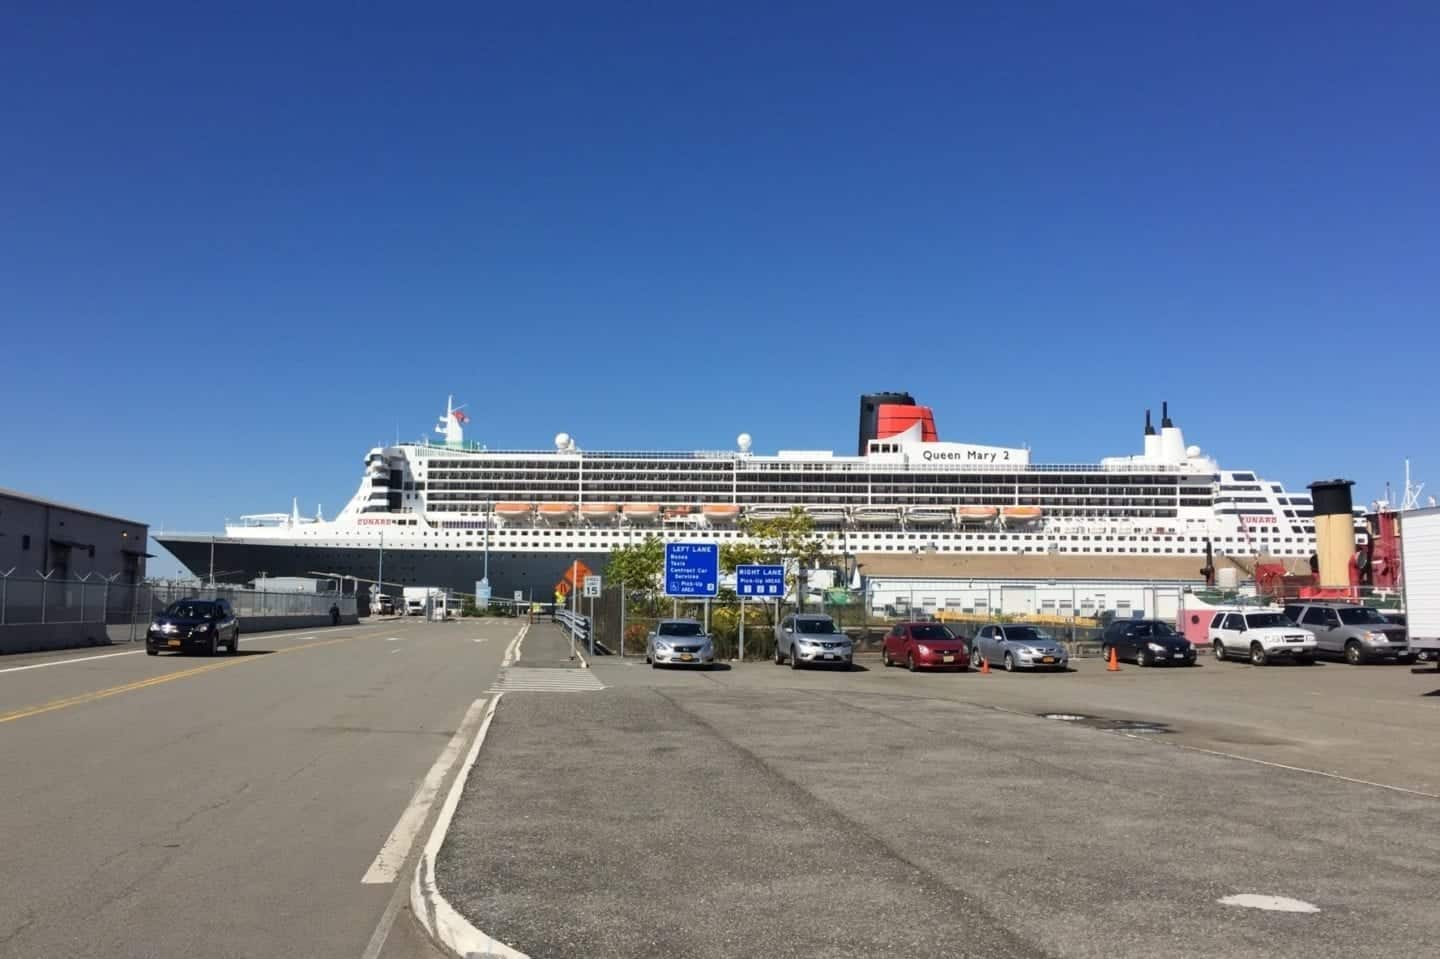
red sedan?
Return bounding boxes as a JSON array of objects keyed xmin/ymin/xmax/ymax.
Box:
[{"xmin": 881, "ymin": 622, "xmax": 971, "ymax": 671}]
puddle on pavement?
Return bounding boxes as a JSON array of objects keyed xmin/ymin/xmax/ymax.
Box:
[{"xmin": 1039, "ymin": 711, "xmax": 1175, "ymax": 735}]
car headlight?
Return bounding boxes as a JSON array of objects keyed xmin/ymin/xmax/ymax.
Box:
[
  {"xmin": 1365, "ymin": 631, "xmax": 1389, "ymax": 643},
  {"xmin": 192, "ymin": 623, "xmax": 212, "ymax": 633},
  {"xmin": 1147, "ymin": 642, "xmax": 1166, "ymax": 652},
  {"xmin": 149, "ymin": 621, "xmax": 161, "ymax": 631},
  {"xmin": 916, "ymin": 644, "xmax": 931, "ymax": 655},
  {"xmin": 654, "ymin": 641, "xmax": 671, "ymax": 651}
]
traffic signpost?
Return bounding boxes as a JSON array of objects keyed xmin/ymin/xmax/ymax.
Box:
[
  {"xmin": 665, "ymin": 543, "xmax": 718, "ymax": 636},
  {"xmin": 736, "ymin": 564, "xmax": 786, "ymax": 661}
]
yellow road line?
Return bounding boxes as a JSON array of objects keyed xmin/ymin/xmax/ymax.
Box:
[{"xmin": 0, "ymin": 631, "xmax": 380, "ymax": 725}]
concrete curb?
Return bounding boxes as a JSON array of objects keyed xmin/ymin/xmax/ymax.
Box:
[{"xmin": 410, "ymin": 694, "xmax": 530, "ymax": 959}]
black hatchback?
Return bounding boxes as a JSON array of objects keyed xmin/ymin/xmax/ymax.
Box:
[
  {"xmin": 1100, "ymin": 619, "xmax": 1196, "ymax": 667},
  {"xmin": 147, "ymin": 599, "xmax": 241, "ymax": 656}
]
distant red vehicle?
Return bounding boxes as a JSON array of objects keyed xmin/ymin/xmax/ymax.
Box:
[{"xmin": 881, "ymin": 622, "xmax": 971, "ymax": 671}]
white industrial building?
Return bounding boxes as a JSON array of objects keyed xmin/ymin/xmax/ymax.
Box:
[{"xmin": 864, "ymin": 575, "xmax": 1200, "ymax": 622}]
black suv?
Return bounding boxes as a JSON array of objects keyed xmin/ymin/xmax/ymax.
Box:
[
  {"xmin": 147, "ymin": 599, "xmax": 241, "ymax": 656},
  {"xmin": 1099, "ymin": 619, "xmax": 1197, "ymax": 667}
]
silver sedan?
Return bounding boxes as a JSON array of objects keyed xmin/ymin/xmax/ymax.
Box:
[
  {"xmin": 647, "ymin": 619, "xmax": 716, "ymax": 668},
  {"xmin": 970, "ymin": 624, "xmax": 1069, "ymax": 672}
]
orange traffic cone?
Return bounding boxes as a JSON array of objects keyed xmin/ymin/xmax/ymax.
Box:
[
  {"xmin": 979, "ymin": 656, "xmax": 990, "ymax": 674},
  {"xmin": 1106, "ymin": 646, "xmax": 1121, "ymax": 672}
]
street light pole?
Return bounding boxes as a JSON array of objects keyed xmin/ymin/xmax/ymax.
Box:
[{"xmin": 377, "ymin": 529, "xmax": 384, "ymax": 613}]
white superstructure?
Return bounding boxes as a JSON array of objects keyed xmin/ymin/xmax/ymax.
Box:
[{"xmin": 194, "ymin": 395, "xmax": 1337, "ymax": 565}]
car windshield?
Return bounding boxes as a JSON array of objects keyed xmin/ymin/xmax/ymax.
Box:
[
  {"xmin": 796, "ymin": 619, "xmax": 835, "ymax": 634},
  {"xmin": 1003, "ymin": 626, "xmax": 1043, "ymax": 643},
  {"xmin": 1129, "ymin": 622, "xmax": 1176, "ymax": 637},
  {"xmin": 1338, "ymin": 607, "xmax": 1388, "ymax": 625},
  {"xmin": 658, "ymin": 622, "xmax": 702, "ymax": 637},
  {"xmin": 165, "ymin": 602, "xmax": 217, "ymax": 619},
  {"xmin": 1244, "ymin": 613, "xmax": 1291, "ymax": 629},
  {"xmin": 910, "ymin": 624, "xmax": 953, "ymax": 640}
]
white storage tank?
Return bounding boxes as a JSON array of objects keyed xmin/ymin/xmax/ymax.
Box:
[{"xmin": 1217, "ymin": 567, "xmax": 1240, "ymax": 590}]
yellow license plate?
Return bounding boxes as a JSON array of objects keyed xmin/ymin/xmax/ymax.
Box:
[
  {"xmin": 167, "ymin": 639, "xmax": 181, "ymax": 647},
  {"xmin": 680, "ymin": 653, "xmax": 694, "ymax": 661},
  {"xmin": 1041, "ymin": 656, "xmax": 1055, "ymax": 664},
  {"xmin": 942, "ymin": 654, "xmax": 955, "ymax": 663}
]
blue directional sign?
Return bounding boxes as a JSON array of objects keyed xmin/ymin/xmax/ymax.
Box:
[
  {"xmin": 736, "ymin": 564, "xmax": 785, "ymax": 598},
  {"xmin": 664, "ymin": 542, "xmax": 719, "ymax": 597}
]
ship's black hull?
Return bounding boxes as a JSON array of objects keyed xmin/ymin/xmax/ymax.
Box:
[{"xmin": 155, "ymin": 537, "xmax": 609, "ymax": 605}]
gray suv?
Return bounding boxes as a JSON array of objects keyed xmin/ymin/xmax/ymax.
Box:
[
  {"xmin": 775, "ymin": 614, "xmax": 853, "ymax": 669},
  {"xmin": 1282, "ymin": 602, "xmax": 1411, "ymax": 665}
]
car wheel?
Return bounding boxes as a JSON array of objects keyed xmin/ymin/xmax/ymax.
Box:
[
  {"xmin": 146, "ymin": 647, "xmax": 158, "ymax": 656},
  {"xmin": 881, "ymin": 646, "xmax": 892, "ymax": 668},
  {"xmin": 209, "ymin": 634, "xmax": 219, "ymax": 657},
  {"xmin": 1250, "ymin": 643, "xmax": 1268, "ymax": 666},
  {"xmin": 1003, "ymin": 652, "xmax": 1015, "ymax": 672},
  {"xmin": 774, "ymin": 645, "xmax": 784, "ymax": 665},
  {"xmin": 230, "ymin": 633, "xmax": 240, "ymax": 655},
  {"xmin": 1298, "ymin": 654, "xmax": 1315, "ymax": 666},
  {"xmin": 1212, "ymin": 640, "xmax": 1226, "ymax": 661},
  {"xmin": 907, "ymin": 652, "xmax": 917, "ymax": 672},
  {"xmin": 1137, "ymin": 648, "xmax": 1152, "ymax": 667},
  {"xmin": 1345, "ymin": 641, "xmax": 1363, "ymax": 666},
  {"xmin": 790, "ymin": 647, "xmax": 801, "ymax": 670}
]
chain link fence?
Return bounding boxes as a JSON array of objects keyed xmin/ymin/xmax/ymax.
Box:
[
  {"xmin": 0, "ymin": 575, "xmax": 357, "ymax": 640},
  {"xmin": 588, "ymin": 586, "xmax": 1120, "ymax": 661}
]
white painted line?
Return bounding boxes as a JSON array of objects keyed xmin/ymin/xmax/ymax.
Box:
[
  {"xmin": 0, "ymin": 649, "xmax": 144, "ymax": 675},
  {"xmin": 361, "ymin": 697, "xmax": 490, "ymax": 885},
  {"xmin": 411, "ymin": 694, "xmax": 528, "ymax": 958},
  {"xmin": 1170, "ymin": 743, "xmax": 1440, "ymax": 801},
  {"xmin": 501, "ymin": 625, "xmax": 528, "ymax": 667},
  {"xmin": 1218, "ymin": 894, "xmax": 1319, "ymax": 913},
  {"xmin": 385, "ymin": 637, "xmax": 404, "ymax": 642}
]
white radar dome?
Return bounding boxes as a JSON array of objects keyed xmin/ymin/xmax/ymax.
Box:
[
  {"xmin": 554, "ymin": 432, "xmax": 571, "ymax": 450},
  {"xmin": 1186, "ymin": 445, "xmax": 1201, "ymax": 458},
  {"xmin": 737, "ymin": 433, "xmax": 752, "ymax": 452}
]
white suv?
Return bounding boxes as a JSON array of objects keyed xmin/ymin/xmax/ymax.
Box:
[{"xmin": 1209, "ymin": 610, "xmax": 1317, "ymax": 666}]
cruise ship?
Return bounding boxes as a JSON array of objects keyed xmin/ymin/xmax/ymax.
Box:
[{"xmin": 156, "ymin": 393, "xmax": 1337, "ymax": 600}]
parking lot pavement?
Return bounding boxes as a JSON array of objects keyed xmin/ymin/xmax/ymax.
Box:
[
  {"xmin": 592, "ymin": 654, "xmax": 1440, "ymax": 796},
  {"xmin": 436, "ymin": 658, "xmax": 1440, "ymax": 959}
]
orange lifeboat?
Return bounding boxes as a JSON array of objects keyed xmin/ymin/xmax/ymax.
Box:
[
  {"xmin": 580, "ymin": 503, "xmax": 619, "ymax": 523},
  {"xmin": 622, "ymin": 503, "xmax": 660, "ymax": 523},
  {"xmin": 702, "ymin": 504, "xmax": 741, "ymax": 524},
  {"xmin": 495, "ymin": 502, "xmax": 534, "ymax": 520},
  {"xmin": 537, "ymin": 503, "xmax": 577, "ymax": 525},
  {"xmin": 1002, "ymin": 506, "xmax": 1043, "ymax": 524},
  {"xmin": 957, "ymin": 506, "xmax": 999, "ymax": 524}
]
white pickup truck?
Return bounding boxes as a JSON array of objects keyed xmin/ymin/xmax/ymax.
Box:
[{"xmin": 1208, "ymin": 608, "xmax": 1317, "ymax": 666}]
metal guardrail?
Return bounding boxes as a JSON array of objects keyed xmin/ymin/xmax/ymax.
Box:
[{"xmin": 554, "ymin": 608, "xmax": 613, "ymax": 656}]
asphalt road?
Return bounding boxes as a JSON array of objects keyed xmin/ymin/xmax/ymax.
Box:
[
  {"xmin": 437, "ymin": 649, "xmax": 1440, "ymax": 959},
  {"xmin": 0, "ymin": 615, "xmax": 525, "ymax": 959}
]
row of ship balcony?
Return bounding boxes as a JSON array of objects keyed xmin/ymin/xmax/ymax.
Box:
[{"xmin": 467, "ymin": 502, "xmax": 1047, "ymax": 528}]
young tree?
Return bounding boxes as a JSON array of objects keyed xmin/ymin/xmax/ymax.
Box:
[
  {"xmin": 730, "ymin": 508, "xmax": 832, "ymax": 613},
  {"xmin": 603, "ymin": 535, "xmax": 665, "ymax": 614}
]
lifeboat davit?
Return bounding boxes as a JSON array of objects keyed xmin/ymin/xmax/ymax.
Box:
[
  {"xmin": 702, "ymin": 505, "xmax": 741, "ymax": 524},
  {"xmin": 907, "ymin": 507, "xmax": 953, "ymax": 526},
  {"xmin": 1002, "ymin": 506, "xmax": 1043, "ymax": 525},
  {"xmin": 495, "ymin": 502, "xmax": 534, "ymax": 521},
  {"xmin": 957, "ymin": 506, "xmax": 999, "ymax": 524},
  {"xmin": 580, "ymin": 503, "xmax": 619, "ymax": 524},
  {"xmin": 537, "ymin": 503, "xmax": 577, "ymax": 525},
  {"xmin": 746, "ymin": 506, "xmax": 789, "ymax": 521},
  {"xmin": 622, "ymin": 503, "xmax": 660, "ymax": 523}
]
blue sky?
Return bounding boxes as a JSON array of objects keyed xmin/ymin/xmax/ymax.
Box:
[{"xmin": 2, "ymin": 2, "xmax": 1436, "ymax": 576}]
